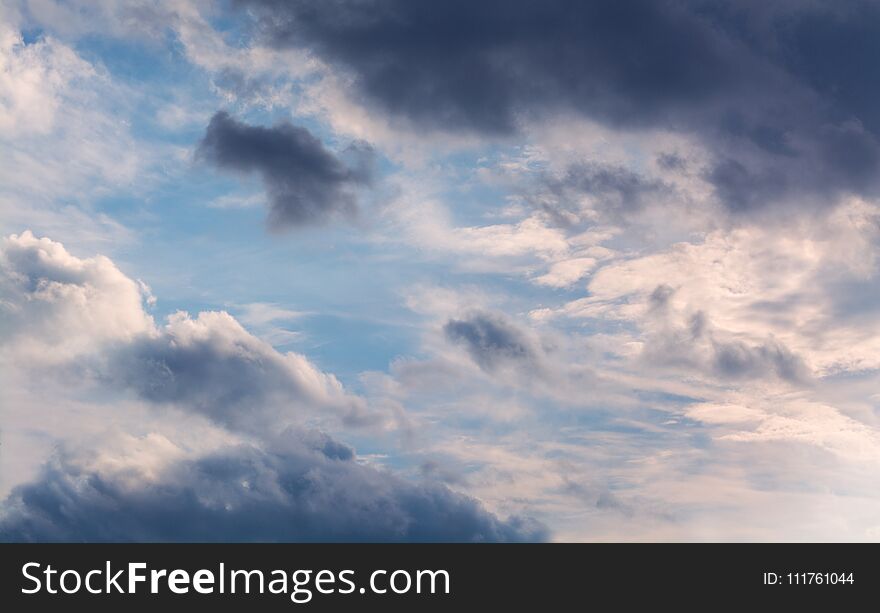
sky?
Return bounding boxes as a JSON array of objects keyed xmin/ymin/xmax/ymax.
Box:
[{"xmin": 2, "ymin": 0, "xmax": 880, "ymax": 542}]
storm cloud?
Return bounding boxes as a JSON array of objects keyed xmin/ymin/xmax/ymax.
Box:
[
  {"xmin": 243, "ymin": 0, "xmax": 745, "ymax": 134},
  {"xmin": 241, "ymin": 0, "xmax": 880, "ymax": 212},
  {"xmin": 0, "ymin": 434, "xmax": 546, "ymax": 542},
  {"xmin": 197, "ymin": 111, "xmax": 375, "ymax": 229}
]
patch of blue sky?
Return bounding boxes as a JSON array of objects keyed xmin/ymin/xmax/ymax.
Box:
[
  {"xmin": 19, "ymin": 26, "xmax": 44, "ymax": 45},
  {"xmin": 103, "ymin": 179, "xmax": 431, "ymax": 386},
  {"xmin": 76, "ymin": 33, "xmax": 185, "ymax": 83}
]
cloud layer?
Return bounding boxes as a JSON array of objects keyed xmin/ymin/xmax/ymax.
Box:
[
  {"xmin": 5, "ymin": 1, "xmax": 880, "ymax": 542},
  {"xmin": 243, "ymin": 0, "xmax": 880, "ymax": 212}
]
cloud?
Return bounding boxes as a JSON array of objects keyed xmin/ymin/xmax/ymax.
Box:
[
  {"xmin": 0, "ymin": 232, "xmax": 369, "ymax": 430},
  {"xmin": 533, "ymin": 257, "xmax": 598, "ymax": 288},
  {"xmin": 11, "ymin": 0, "xmax": 176, "ymax": 42},
  {"xmin": 550, "ymin": 199, "xmax": 880, "ymax": 377},
  {"xmin": 527, "ymin": 162, "xmax": 671, "ymax": 226},
  {"xmin": 686, "ymin": 398, "xmax": 880, "ymax": 464},
  {"xmin": 639, "ymin": 286, "xmax": 810, "ymax": 384},
  {"xmin": 241, "ymin": 0, "xmax": 880, "ymax": 211},
  {"xmin": 244, "ymin": 0, "xmax": 745, "ymax": 134},
  {"xmin": 444, "ymin": 311, "xmax": 540, "ymax": 374},
  {"xmin": 0, "ymin": 230, "xmax": 153, "ymax": 361},
  {"xmin": 196, "ymin": 111, "xmax": 375, "ymax": 229},
  {"xmin": 0, "ymin": 22, "xmax": 147, "ymax": 241},
  {"xmin": 381, "ymin": 179, "xmax": 575, "ymax": 276},
  {"xmin": 0, "ymin": 432, "xmax": 546, "ymax": 542},
  {"xmin": 7, "ymin": 1, "xmax": 880, "ymax": 542},
  {"xmin": 711, "ymin": 337, "xmax": 806, "ymax": 382},
  {"xmin": 0, "ymin": 232, "xmax": 547, "ymax": 541},
  {"xmin": 105, "ymin": 310, "xmax": 369, "ymax": 432}
]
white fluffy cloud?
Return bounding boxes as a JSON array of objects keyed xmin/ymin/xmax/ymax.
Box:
[
  {"xmin": 0, "ymin": 231, "xmax": 370, "ymax": 430},
  {"xmin": 0, "ymin": 231, "xmax": 153, "ymax": 361}
]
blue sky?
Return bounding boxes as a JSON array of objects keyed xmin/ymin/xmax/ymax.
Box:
[{"xmin": 3, "ymin": 0, "xmax": 880, "ymax": 541}]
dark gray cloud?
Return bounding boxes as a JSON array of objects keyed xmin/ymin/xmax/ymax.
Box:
[
  {"xmin": 444, "ymin": 312, "xmax": 538, "ymax": 373},
  {"xmin": 648, "ymin": 284, "xmax": 677, "ymax": 311},
  {"xmin": 109, "ymin": 334, "xmax": 300, "ymax": 430},
  {"xmin": 711, "ymin": 338, "xmax": 807, "ymax": 383},
  {"xmin": 197, "ymin": 111, "xmax": 375, "ymax": 229},
  {"xmin": 698, "ymin": 1, "xmax": 880, "ymax": 136},
  {"xmin": 211, "ymin": 68, "xmax": 274, "ymax": 104},
  {"xmin": 644, "ymin": 326, "xmax": 808, "ymax": 383},
  {"xmin": 656, "ymin": 152, "xmax": 688, "ymax": 172},
  {"xmin": 243, "ymin": 0, "xmax": 745, "ymax": 134},
  {"xmin": 0, "ymin": 432, "xmax": 546, "ymax": 542},
  {"xmin": 705, "ymin": 157, "xmax": 789, "ymax": 214},
  {"xmin": 240, "ymin": 0, "xmax": 880, "ymax": 212}
]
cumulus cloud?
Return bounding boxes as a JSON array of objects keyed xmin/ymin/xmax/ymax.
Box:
[
  {"xmin": 0, "ymin": 232, "xmax": 546, "ymax": 541},
  {"xmin": 196, "ymin": 111, "xmax": 375, "ymax": 229},
  {"xmin": 105, "ymin": 311, "xmax": 370, "ymax": 432},
  {"xmin": 0, "ymin": 231, "xmax": 153, "ymax": 361},
  {"xmin": 0, "ymin": 432, "xmax": 545, "ymax": 542},
  {"xmin": 0, "ymin": 232, "xmax": 368, "ymax": 430},
  {"xmin": 383, "ymin": 293, "xmax": 620, "ymax": 426}
]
